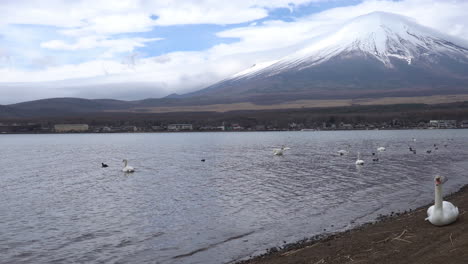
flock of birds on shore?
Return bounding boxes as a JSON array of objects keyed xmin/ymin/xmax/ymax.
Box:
[{"xmin": 100, "ymin": 137, "xmax": 459, "ymax": 226}]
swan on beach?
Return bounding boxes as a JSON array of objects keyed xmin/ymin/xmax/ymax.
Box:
[
  {"xmin": 426, "ymin": 175, "xmax": 459, "ymax": 226},
  {"xmin": 355, "ymin": 152, "xmax": 364, "ymax": 165},
  {"xmin": 122, "ymin": 159, "xmax": 135, "ymax": 173},
  {"xmin": 377, "ymin": 147, "xmax": 386, "ymax": 152},
  {"xmin": 273, "ymin": 146, "xmax": 290, "ymax": 156}
]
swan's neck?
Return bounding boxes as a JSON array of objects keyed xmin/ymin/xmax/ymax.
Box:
[
  {"xmin": 435, "ymin": 184, "xmax": 443, "ymax": 210},
  {"xmin": 124, "ymin": 160, "xmax": 128, "ymax": 167}
]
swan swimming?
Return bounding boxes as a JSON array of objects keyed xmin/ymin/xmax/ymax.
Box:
[
  {"xmin": 101, "ymin": 163, "xmax": 108, "ymax": 168},
  {"xmin": 426, "ymin": 175, "xmax": 459, "ymax": 226},
  {"xmin": 122, "ymin": 159, "xmax": 135, "ymax": 173},
  {"xmin": 377, "ymin": 147, "xmax": 386, "ymax": 152},
  {"xmin": 355, "ymin": 152, "xmax": 364, "ymax": 165},
  {"xmin": 273, "ymin": 146, "xmax": 290, "ymax": 156}
]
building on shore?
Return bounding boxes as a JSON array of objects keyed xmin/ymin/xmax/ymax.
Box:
[
  {"xmin": 429, "ymin": 120, "xmax": 457, "ymax": 129},
  {"xmin": 461, "ymin": 120, "xmax": 468, "ymax": 128},
  {"xmin": 167, "ymin": 124, "xmax": 193, "ymax": 131},
  {"xmin": 54, "ymin": 124, "xmax": 89, "ymax": 132}
]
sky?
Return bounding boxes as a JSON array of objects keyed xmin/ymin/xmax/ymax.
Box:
[{"xmin": 1, "ymin": 0, "xmax": 468, "ymax": 104}]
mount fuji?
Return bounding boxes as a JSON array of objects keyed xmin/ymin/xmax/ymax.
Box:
[{"xmin": 185, "ymin": 12, "xmax": 468, "ymax": 103}]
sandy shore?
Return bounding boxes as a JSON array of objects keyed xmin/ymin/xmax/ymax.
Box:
[{"xmin": 239, "ymin": 185, "xmax": 468, "ymax": 264}]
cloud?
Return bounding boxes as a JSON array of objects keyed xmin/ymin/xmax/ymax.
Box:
[
  {"xmin": 41, "ymin": 36, "xmax": 162, "ymax": 58},
  {"xmin": 0, "ymin": 0, "xmax": 330, "ymax": 29}
]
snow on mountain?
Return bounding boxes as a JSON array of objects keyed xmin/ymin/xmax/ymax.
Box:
[
  {"xmin": 235, "ymin": 11, "xmax": 468, "ymax": 79},
  {"xmin": 185, "ymin": 11, "xmax": 468, "ymax": 103},
  {"xmin": 231, "ymin": 60, "xmax": 280, "ymax": 79}
]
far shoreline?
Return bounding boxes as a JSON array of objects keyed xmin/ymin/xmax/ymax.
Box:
[{"xmin": 0, "ymin": 127, "xmax": 465, "ymax": 135}]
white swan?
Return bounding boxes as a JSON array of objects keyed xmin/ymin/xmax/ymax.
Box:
[
  {"xmin": 355, "ymin": 152, "xmax": 364, "ymax": 165},
  {"xmin": 273, "ymin": 146, "xmax": 290, "ymax": 156},
  {"xmin": 377, "ymin": 147, "xmax": 386, "ymax": 152},
  {"xmin": 122, "ymin": 159, "xmax": 135, "ymax": 173},
  {"xmin": 426, "ymin": 175, "xmax": 459, "ymax": 226}
]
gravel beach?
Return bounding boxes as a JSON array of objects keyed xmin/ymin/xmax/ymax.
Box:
[{"xmin": 240, "ymin": 185, "xmax": 468, "ymax": 264}]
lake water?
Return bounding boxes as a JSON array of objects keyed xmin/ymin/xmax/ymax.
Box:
[{"xmin": 1, "ymin": 130, "xmax": 468, "ymax": 264}]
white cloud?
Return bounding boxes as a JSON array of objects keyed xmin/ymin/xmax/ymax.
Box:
[
  {"xmin": 0, "ymin": 0, "xmax": 330, "ymax": 29},
  {"xmin": 41, "ymin": 36, "xmax": 162, "ymax": 58},
  {"xmin": 61, "ymin": 13, "xmax": 157, "ymax": 36}
]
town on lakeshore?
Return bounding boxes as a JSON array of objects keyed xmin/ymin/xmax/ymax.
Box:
[{"xmin": 1, "ymin": 119, "xmax": 467, "ymax": 134}]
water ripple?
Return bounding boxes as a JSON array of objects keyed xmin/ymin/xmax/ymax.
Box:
[{"xmin": 1, "ymin": 130, "xmax": 468, "ymax": 264}]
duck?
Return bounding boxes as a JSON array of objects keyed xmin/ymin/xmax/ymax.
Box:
[
  {"xmin": 337, "ymin": 149, "xmax": 348, "ymax": 156},
  {"xmin": 427, "ymin": 150, "xmax": 432, "ymax": 154},
  {"xmin": 273, "ymin": 146, "xmax": 290, "ymax": 156},
  {"xmin": 426, "ymin": 175, "xmax": 459, "ymax": 226},
  {"xmin": 355, "ymin": 152, "xmax": 364, "ymax": 165},
  {"xmin": 201, "ymin": 159, "xmax": 206, "ymax": 162},
  {"xmin": 101, "ymin": 163, "xmax": 108, "ymax": 168},
  {"xmin": 122, "ymin": 159, "xmax": 135, "ymax": 173}
]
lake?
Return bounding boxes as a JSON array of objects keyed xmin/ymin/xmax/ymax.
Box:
[{"xmin": 1, "ymin": 130, "xmax": 468, "ymax": 264}]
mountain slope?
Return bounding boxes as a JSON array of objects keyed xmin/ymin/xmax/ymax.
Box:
[{"xmin": 187, "ymin": 12, "xmax": 468, "ymax": 103}]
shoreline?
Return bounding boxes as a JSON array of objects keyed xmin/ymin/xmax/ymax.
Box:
[
  {"xmin": 0, "ymin": 127, "xmax": 465, "ymax": 135},
  {"xmin": 238, "ymin": 184, "xmax": 468, "ymax": 264}
]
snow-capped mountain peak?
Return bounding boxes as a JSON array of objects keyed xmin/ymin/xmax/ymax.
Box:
[
  {"xmin": 188, "ymin": 12, "xmax": 468, "ymax": 103},
  {"xmin": 237, "ymin": 11, "xmax": 468, "ymax": 78}
]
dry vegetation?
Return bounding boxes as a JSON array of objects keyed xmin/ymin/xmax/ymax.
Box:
[{"xmin": 107, "ymin": 94, "xmax": 468, "ymax": 114}]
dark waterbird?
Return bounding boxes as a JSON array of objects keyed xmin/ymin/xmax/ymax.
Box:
[
  {"xmin": 201, "ymin": 159, "xmax": 206, "ymax": 162},
  {"xmin": 101, "ymin": 163, "xmax": 108, "ymax": 168},
  {"xmin": 427, "ymin": 150, "xmax": 432, "ymax": 154}
]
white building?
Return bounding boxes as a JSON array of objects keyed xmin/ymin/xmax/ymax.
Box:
[
  {"xmin": 167, "ymin": 124, "xmax": 193, "ymax": 131},
  {"xmin": 54, "ymin": 124, "xmax": 89, "ymax": 132},
  {"xmin": 429, "ymin": 120, "xmax": 456, "ymax": 129},
  {"xmin": 461, "ymin": 120, "xmax": 468, "ymax": 128}
]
